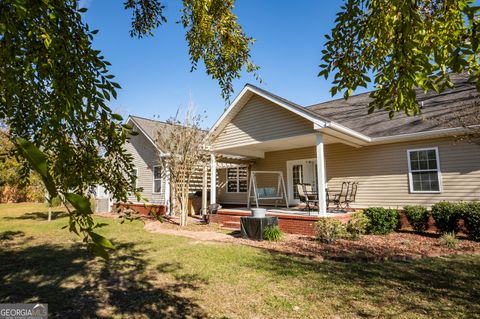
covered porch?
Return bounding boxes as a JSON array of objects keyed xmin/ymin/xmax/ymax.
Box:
[
  {"xmin": 201, "ymin": 84, "xmax": 367, "ymax": 219},
  {"xmin": 203, "ymin": 131, "xmax": 362, "ymax": 217}
]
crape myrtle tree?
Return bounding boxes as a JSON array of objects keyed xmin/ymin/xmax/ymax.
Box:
[
  {"xmin": 156, "ymin": 106, "xmax": 209, "ymax": 227},
  {"xmin": 0, "ymin": 0, "xmax": 256, "ymax": 258},
  {"xmin": 319, "ymin": 0, "xmax": 480, "ymax": 118}
]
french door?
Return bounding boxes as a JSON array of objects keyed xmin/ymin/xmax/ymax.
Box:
[{"xmin": 286, "ymin": 159, "xmax": 318, "ymax": 205}]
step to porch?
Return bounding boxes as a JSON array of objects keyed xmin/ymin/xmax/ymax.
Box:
[{"xmin": 222, "ymin": 221, "xmax": 241, "ymax": 229}]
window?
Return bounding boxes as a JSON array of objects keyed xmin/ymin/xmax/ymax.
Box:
[
  {"xmin": 407, "ymin": 148, "xmax": 441, "ymax": 193},
  {"xmin": 132, "ymin": 168, "xmax": 138, "ymax": 189},
  {"xmin": 153, "ymin": 166, "xmax": 162, "ymax": 193},
  {"xmin": 227, "ymin": 167, "xmax": 248, "ymax": 193}
]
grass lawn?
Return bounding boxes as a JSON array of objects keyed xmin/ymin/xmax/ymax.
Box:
[{"xmin": 1, "ymin": 203, "xmax": 479, "ymax": 318}]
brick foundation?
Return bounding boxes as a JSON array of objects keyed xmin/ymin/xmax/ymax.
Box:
[
  {"xmin": 211, "ymin": 209, "xmax": 353, "ymax": 236},
  {"xmin": 114, "ymin": 203, "xmax": 168, "ymax": 217}
]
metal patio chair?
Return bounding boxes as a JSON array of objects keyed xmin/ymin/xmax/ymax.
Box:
[
  {"xmin": 297, "ymin": 184, "xmax": 318, "ymax": 212},
  {"xmin": 332, "ymin": 181, "xmax": 349, "ymax": 209},
  {"xmin": 344, "ymin": 182, "xmax": 358, "ymax": 210}
]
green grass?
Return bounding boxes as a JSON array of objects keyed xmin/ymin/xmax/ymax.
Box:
[{"xmin": 1, "ymin": 203, "xmax": 480, "ymax": 318}]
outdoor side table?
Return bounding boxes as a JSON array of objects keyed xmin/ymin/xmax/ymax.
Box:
[{"xmin": 240, "ymin": 216, "xmax": 278, "ymax": 240}]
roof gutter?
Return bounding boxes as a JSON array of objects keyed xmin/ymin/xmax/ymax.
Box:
[
  {"xmin": 369, "ymin": 126, "xmax": 477, "ymax": 144},
  {"xmin": 316, "ymin": 122, "xmax": 477, "ymax": 146}
]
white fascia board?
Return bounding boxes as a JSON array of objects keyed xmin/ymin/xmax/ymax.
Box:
[
  {"xmin": 126, "ymin": 116, "xmax": 165, "ymax": 155},
  {"xmin": 369, "ymin": 126, "xmax": 475, "ymax": 144},
  {"xmin": 207, "ymin": 86, "xmax": 251, "ymax": 139},
  {"xmin": 316, "ymin": 121, "xmax": 476, "ymax": 146},
  {"xmin": 315, "ymin": 122, "xmax": 371, "ymax": 143}
]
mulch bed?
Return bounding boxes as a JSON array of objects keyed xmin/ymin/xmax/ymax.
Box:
[
  {"xmin": 231, "ymin": 232, "xmax": 480, "ymax": 262},
  {"xmin": 97, "ymin": 212, "xmax": 480, "ymax": 262}
]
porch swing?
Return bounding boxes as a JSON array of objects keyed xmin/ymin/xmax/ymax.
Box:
[{"xmin": 247, "ymin": 171, "xmax": 289, "ymax": 208}]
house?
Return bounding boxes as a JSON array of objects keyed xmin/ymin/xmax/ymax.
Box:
[
  {"xmin": 121, "ymin": 115, "xmax": 211, "ymax": 214},
  {"xmin": 121, "ymin": 74, "xmax": 480, "ymax": 223}
]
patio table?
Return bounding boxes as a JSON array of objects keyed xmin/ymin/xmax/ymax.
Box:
[{"xmin": 240, "ymin": 216, "xmax": 278, "ymax": 240}]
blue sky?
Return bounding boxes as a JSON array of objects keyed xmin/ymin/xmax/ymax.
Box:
[{"xmin": 81, "ymin": 0, "xmax": 367, "ymax": 127}]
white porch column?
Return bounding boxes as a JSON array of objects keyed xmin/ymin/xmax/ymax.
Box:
[
  {"xmin": 316, "ymin": 133, "xmax": 327, "ymax": 216},
  {"xmin": 210, "ymin": 153, "xmax": 217, "ymax": 204},
  {"xmin": 202, "ymin": 166, "xmax": 208, "ymax": 216}
]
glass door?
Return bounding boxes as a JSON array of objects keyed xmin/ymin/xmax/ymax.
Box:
[{"xmin": 287, "ymin": 159, "xmax": 316, "ymax": 205}]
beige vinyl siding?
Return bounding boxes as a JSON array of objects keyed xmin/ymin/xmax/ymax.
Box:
[
  {"xmin": 213, "ymin": 95, "xmax": 314, "ymax": 149},
  {"xmin": 124, "ymin": 132, "xmax": 166, "ymax": 205},
  {"xmin": 325, "ymin": 137, "xmax": 480, "ymax": 208},
  {"xmin": 217, "ymin": 137, "xmax": 480, "ymax": 208}
]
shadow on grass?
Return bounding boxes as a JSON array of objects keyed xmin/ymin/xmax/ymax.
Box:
[
  {"xmin": 0, "ymin": 230, "xmax": 25, "ymax": 240},
  {"xmin": 0, "ymin": 241, "xmax": 207, "ymax": 318},
  {"xmin": 251, "ymin": 252, "xmax": 480, "ymax": 318},
  {"xmin": 3, "ymin": 211, "xmax": 69, "ymax": 221}
]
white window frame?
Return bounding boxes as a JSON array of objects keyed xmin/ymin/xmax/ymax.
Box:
[
  {"xmin": 153, "ymin": 165, "xmax": 162, "ymax": 194},
  {"xmin": 407, "ymin": 147, "xmax": 442, "ymax": 194},
  {"xmin": 226, "ymin": 166, "xmax": 248, "ymax": 193},
  {"xmin": 132, "ymin": 168, "xmax": 138, "ymax": 189}
]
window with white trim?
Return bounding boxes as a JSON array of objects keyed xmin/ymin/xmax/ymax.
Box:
[
  {"xmin": 227, "ymin": 167, "xmax": 248, "ymax": 193},
  {"xmin": 408, "ymin": 148, "xmax": 441, "ymax": 193},
  {"xmin": 153, "ymin": 166, "xmax": 162, "ymax": 193}
]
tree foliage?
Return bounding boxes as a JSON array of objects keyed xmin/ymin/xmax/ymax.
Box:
[
  {"xmin": 320, "ymin": 0, "xmax": 480, "ymax": 118},
  {"xmin": 0, "ymin": 0, "xmax": 140, "ymax": 257},
  {"xmin": 125, "ymin": 0, "xmax": 258, "ymax": 100},
  {"xmin": 181, "ymin": 0, "xmax": 259, "ymax": 100}
]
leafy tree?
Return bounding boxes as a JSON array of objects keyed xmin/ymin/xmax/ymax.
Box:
[
  {"xmin": 0, "ymin": 0, "xmax": 256, "ymax": 257},
  {"xmin": 320, "ymin": 0, "xmax": 480, "ymax": 118},
  {"xmin": 1, "ymin": 0, "xmax": 140, "ymax": 257}
]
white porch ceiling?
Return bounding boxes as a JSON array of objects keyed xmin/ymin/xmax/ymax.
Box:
[{"xmin": 215, "ymin": 133, "xmax": 342, "ymax": 158}]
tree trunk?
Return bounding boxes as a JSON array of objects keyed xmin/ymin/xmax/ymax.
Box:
[
  {"xmin": 180, "ymin": 188, "xmax": 188, "ymax": 227},
  {"xmin": 48, "ymin": 206, "xmax": 52, "ymax": 222}
]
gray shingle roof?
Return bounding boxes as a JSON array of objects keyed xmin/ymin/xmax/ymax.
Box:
[
  {"xmin": 308, "ymin": 73, "xmax": 480, "ymax": 138},
  {"xmin": 128, "ymin": 115, "xmax": 172, "ymax": 144}
]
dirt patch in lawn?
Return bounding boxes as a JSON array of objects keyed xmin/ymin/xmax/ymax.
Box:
[{"xmin": 231, "ymin": 232, "xmax": 480, "ymax": 262}]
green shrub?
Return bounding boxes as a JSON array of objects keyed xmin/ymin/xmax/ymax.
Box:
[
  {"xmin": 439, "ymin": 232, "xmax": 459, "ymax": 249},
  {"xmin": 263, "ymin": 225, "xmax": 283, "ymax": 241},
  {"xmin": 363, "ymin": 207, "xmax": 399, "ymax": 235},
  {"xmin": 346, "ymin": 212, "xmax": 369, "ymax": 240},
  {"xmin": 315, "ymin": 218, "xmax": 347, "ymax": 244},
  {"xmin": 431, "ymin": 201, "xmax": 461, "ymax": 233},
  {"xmin": 462, "ymin": 201, "xmax": 480, "ymax": 241},
  {"xmin": 403, "ymin": 205, "xmax": 429, "ymax": 232}
]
